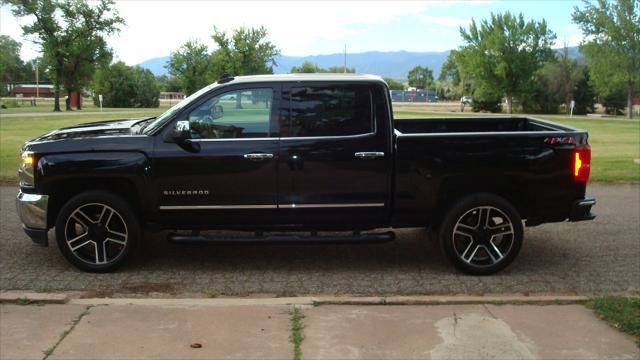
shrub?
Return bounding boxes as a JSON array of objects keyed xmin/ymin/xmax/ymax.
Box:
[
  {"xmin": 93, "ymin": 62, "xmax": 159, "ymax": 108},
  {"xmin": 472, "ymin": 86, "xmax": 502, "ymax": 113}
]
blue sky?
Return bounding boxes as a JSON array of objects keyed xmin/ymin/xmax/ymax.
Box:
[{"xmin": 0, "ymin": 0, "xmax": 585, "ymax": 65}]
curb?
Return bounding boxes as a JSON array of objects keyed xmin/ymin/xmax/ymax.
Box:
[
  {"xmin": 0, "ymin": 292, "xmax": 591, "ymax": 307},
  {"xmin": 0, "ymin": 291, "xmax": 69, "ymax": 304},
  {"xmin": 69, "ymin": 296, "xmax": 318, "ymax": 307},
  {"xmin": 65, "ymin": 295, "xmax": 590, "ymax": 307},
  {"xmin": 314, "ymin": 295, "xmax": 590, "ymax": 306}
]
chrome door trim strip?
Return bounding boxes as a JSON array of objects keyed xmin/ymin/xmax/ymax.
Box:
[
  {"xmin": 159, "ymin": 204, "xmax": 277, "ymax": 210},
  {"xmin": 279, "ymin": 203, "xmax": 385, "ymax": 209},
  {"xmin": 159, "ymin": 203, "xmax": 385, "ymax": 210},
  {"xmin": 187, "ymin": 137, "xmax": 275, "ymax": 142}
]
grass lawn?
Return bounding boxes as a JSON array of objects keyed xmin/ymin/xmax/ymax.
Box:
[
  {"xmin": 589, "ymin": 295, "xmax": 640, "ymax": 343},
  {"xmin": 1, "ymin": 107, "xmax": 638, "ymax": 182},
  {"xmin": 0, "ymin": 99, "xmax": 172, "ymax": 114},
  {"xmin": 0, "ymin": 110, "xmax": 165, "ymax": 181}
]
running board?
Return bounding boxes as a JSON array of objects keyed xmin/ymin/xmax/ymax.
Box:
[{"xmin": 167, "ymin": 231, "xmax": 395, "ymax": 245}]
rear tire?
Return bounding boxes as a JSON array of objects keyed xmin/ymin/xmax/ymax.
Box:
[
  {"xmin": 439, "ymin": 193, "xmax": 523, "ymax": 275},
  {"xmin": 55, "ymin": 191, "xmax": 140, "ymax": 273}
]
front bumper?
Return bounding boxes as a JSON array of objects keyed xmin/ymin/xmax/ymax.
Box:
[
  {"xmin": 16, "ymin": 191, "xmax": 49, "ymax": 246},
  {"xmin": 569, "ymin": 197, "xmax": 596, "ymax": 222}
]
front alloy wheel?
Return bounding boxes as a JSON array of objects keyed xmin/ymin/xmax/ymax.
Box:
[
  {"xmin": 64, "ymin": 203, "xmax": 128, "ymax": 265},
  {"xmin": 56, "ymin": 191, "xmax": 139, "ymax": 272}
]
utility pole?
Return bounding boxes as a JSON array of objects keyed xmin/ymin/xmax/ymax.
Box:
[
  {"xmin": 35, "ymin": 60, "xmax": 39, "ymax": 105},
  {"xmin": 343, "ymin": 44, "xmax": 346, "ymax": 73}
]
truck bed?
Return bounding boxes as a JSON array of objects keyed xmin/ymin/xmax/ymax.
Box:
[
  {"xmin": 394, "ymin": 116, "xmax": 577, "ymax": 135},
  {"xmin": 391, "ymin": 116, "xmax": 589, "ymax": 227}
]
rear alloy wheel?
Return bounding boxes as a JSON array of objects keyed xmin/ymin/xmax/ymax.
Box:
[
  {"xmin": 55, "ymin": 192, "xmax": 139, "ymax": 272},
  {"xmin": 439, "ymin": 194, "xmax": 523, "ymax": 275}
]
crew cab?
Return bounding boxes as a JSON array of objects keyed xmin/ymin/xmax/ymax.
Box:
[{"xmin": 17, "ymin": 74, "xmax": 596, "ymax": 274}]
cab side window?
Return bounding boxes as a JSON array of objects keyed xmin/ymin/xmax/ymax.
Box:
[
  {"xmin": 287, "ymin": 85, "xmax": 373, "ymax": 137},
  {"xmin": 188, "ymin": 88, "xmax": 273, "ymax": 139}
]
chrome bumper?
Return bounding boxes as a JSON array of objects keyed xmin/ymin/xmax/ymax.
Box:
[{"xmin": 16, "ymin": 191, "xmax": 50, "ymax": 246}]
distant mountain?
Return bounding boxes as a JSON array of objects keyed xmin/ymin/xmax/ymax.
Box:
[
  {"xmin": 138, "ymin": 47, "xmax": 581, "ymax": 80},
  {"xmin": 138, "ymin": 56, "xmax": 171, "ymax": 76}
]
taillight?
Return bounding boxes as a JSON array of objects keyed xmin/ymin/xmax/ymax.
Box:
[{"xmin": 573, "ymin": 145, "xmax": 591, "ymax": 183}]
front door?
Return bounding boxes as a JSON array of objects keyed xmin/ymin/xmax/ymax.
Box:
[
  {"xmin": 152, "ymin": 85, "xmax": 281, "ymax": 228},
  {"xmin": 277, "ymin": 82, "xmax": 392, "ymax": 227}
]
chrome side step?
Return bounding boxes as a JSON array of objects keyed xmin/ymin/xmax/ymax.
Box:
[{"xmin": 167, "ymin": 231, "xmax": 395, "ymax": 245}]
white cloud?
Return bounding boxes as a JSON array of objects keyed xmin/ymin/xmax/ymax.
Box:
[
  {"xmin": 420, "ymin": 15, "xmax": 470, "ymax": 27},
  {"xmin": 108, "ymin": 1, "xmax": 434, "ymax": 63},
  {"xmin": 0, "ymin": 5, "xmax": 40, "ymax": 60},
  {"xmin": 554, "ymin": 34, "xmax": 585, "ymax": 48}
]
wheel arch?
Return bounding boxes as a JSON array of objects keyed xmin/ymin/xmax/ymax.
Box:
[
  {"xmin": 45, "ymin": 177, "xmax": 142, "ymax": 229},
  {"xmin": 434, "ymin": 176, "xmax": 529, "ymax": 226}
]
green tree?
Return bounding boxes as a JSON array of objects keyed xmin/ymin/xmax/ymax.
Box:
[
  {"xmin": 131, "ymin": 67, "xmax": 159, "ymax": 108},
  {"xmin": 0, "ymin": 35, "xmax": 23, "ymax": 96},
  {"xmin": 573, "ymin": 0, "xmax": 639, "ymax": 119},
  {"xmin": 210, "ymin": 26, "xmax": 279, "ymax": 108},
  {"xmin": 156, "ymin": 75, "xmax": 182, "ymax": 93},
  {"xmin": 407, "ymin": 66, "xmax": 434, "ymax": 90},
  {"xmin": 93, "ymin": 62, "xmax": 158, "ymax": 108},
  {"xmin": 572, "ymin": 66, "xmax": 596, "ymax": 115},
  {"xmin": 439, "ymin": 50, "xmax": 472, "ymax": 100},
  {"xmin": 383, "ymin": 77, "xmax": 405, "ymax": 90},
  {"xmin": 4, "ymin": 0, "xmax": 123, "ymax": 111},
  {"xmin": 457, "ymin": 12, "xmax": 556, "ymax": 114},
  {"xmin": 59, "ymin": 0, "xmax": 122, "ymax": 110},
  {"xmin": 210, "ymin": 26, "xmax": 280, "ymax": 78},
  {"xmin": 326, "ymin": 66, "xmax": 355, "ymax": 73},
  {"xmin": 291, "ymin": 61, "xmax": 323, "ymax": 73},
  {"xmin": 167, "ymin": 40, "xmax": 212, "ymax": 96}
]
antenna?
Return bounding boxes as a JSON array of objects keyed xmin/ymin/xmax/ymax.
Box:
[{"xmin": 343, "ymin": 44, "xmax": 347, "ymax": 73}]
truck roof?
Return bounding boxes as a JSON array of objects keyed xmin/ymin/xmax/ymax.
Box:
[{"xmin": 219, "ymin": 73, "xmax": 385, "ymax": 85}]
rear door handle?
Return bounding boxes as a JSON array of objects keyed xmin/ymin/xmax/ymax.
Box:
[
  {"xmin": 243, "ymin": 153, "xmax": 274, "ymax": 161},
  {"xmin": 355, "ymin": 152, "xmax": 385, "ymax": 159}
]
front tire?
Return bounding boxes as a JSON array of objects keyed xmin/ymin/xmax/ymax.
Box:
[
  {"xmin": 55, "ymin": 191, "xmax": 139, "ymax": 273},
  {"xmin": 439, "ymin": 193, "xmax": 523, "ymax": 275}
]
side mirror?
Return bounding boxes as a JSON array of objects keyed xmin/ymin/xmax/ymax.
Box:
[{"xmin": 171, "ymin": 120, "xmax": 191, "ymax": 142}]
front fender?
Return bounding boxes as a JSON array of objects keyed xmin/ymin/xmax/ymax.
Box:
[{"xmin": 36, "ymin": 151, "xmax": 151, "ymax": 211}]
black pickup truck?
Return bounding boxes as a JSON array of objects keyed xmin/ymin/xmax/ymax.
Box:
[{"xmin": 17, "ymin": 74, "xmax": 595, "ymax": 274}]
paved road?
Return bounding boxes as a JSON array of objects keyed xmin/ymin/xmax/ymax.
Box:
[{"xmin": 1, "ymin": 184, "xmax": 638, "ymax": 296}]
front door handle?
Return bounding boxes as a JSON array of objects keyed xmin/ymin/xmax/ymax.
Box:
[
  {"xmin": 243, "ymin": 153, "xmax": 274, "ymax": 161},
  {"xmin": 355, "ymin": 152, "xmax": 385, "ymax": 159}
]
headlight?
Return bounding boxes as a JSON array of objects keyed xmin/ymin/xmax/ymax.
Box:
[{"xmin": 19, "ymin": 151, "xmax": 35, "ymax": 188}]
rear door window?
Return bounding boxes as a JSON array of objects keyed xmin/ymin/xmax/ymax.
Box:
[{"xmin": 287, "ymin": 85, "xmax": 373, "ymax": 137}]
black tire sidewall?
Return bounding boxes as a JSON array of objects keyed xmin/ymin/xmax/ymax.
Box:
[
  {"xmin": 439, "ymin": 193, "xmax": 523, "ymax": 275},
  {"xmin": 55, "ymin": 191, "xmax": 139, "ymax": 273}
]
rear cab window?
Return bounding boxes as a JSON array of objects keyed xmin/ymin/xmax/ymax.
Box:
[{"xmin": 283, "ymin": 84, "xmax": 373, "ymax": 137}]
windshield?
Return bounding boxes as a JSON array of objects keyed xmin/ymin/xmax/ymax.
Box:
[{"xmin": 142, "ymin": 82, "xmax": 221, "ymax": 135}]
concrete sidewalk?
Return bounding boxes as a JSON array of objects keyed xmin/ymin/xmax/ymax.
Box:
[{"xmin": 1, "ymin": 298, "xmax": 638, "ymax": 360}]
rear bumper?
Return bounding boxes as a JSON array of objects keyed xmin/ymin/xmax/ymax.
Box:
[
  {"xmin": 16, "ymin": 191, "xmax": 49, "ymax": 246},
  {"xmin": 569, "ymin": 197, "xmax": 596, "ymax": 222}
]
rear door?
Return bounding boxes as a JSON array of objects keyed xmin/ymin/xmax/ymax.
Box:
[{"xmin": 277, "ymin": 82, "xmax": 392, "ymax": 227}]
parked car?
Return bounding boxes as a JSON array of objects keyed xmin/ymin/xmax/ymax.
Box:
[
  {"xmin": 461, "ymin": 96, "xmax": 472, "ymax": 104},
  {"xmin": 17, "ymin": 74, "xmax": 595, "ymax": 274}
]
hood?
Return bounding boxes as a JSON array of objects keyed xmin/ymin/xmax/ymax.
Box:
[{"xmin": 31, "ymin": 118, "xmax": 151, "ymax": 142}]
